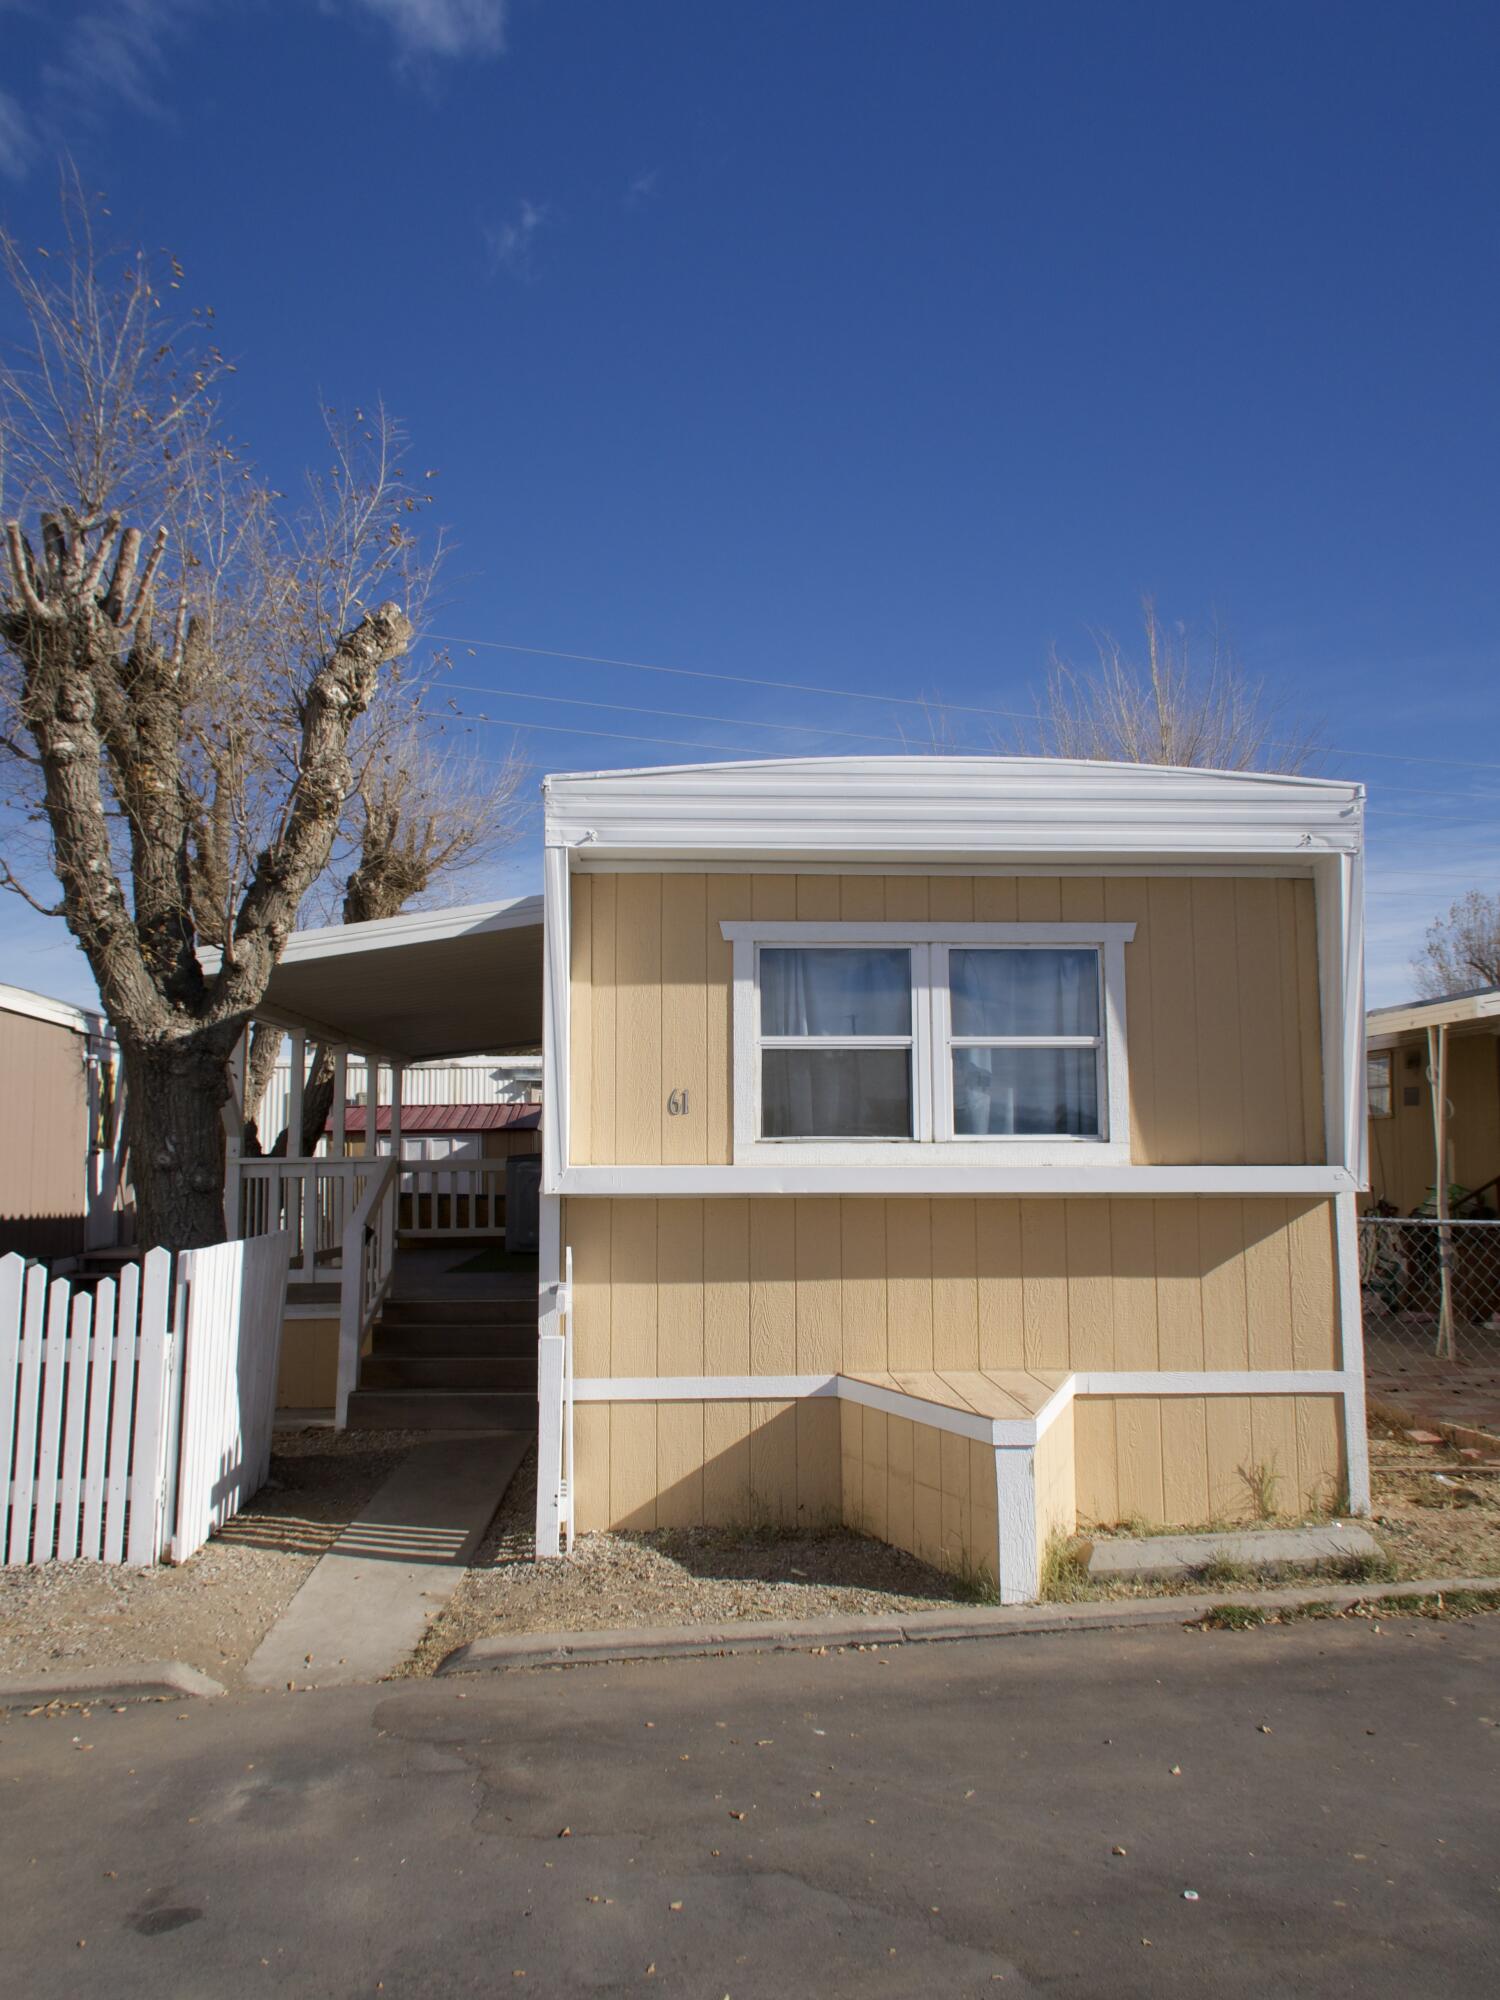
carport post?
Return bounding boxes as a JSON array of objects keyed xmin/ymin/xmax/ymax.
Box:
[
  {"xmin": 330, "ymin": 1046, "xmax": 349, "ymax": 1156},
  {"xmin": 287, "ymin": 1029, "xmax": 306, "ymax": 1157}
]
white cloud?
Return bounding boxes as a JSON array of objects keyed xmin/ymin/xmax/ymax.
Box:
[
  {"xmin": 0, "ymin": 89, "xmax": 32, "ymax": 179},
  {"xmin": 351, "ymin": 0, "xmax": 507, "ymax": 59},
  {"xmin": 625, "ymin": 166, "xmax": 660, "ymax": 208},
  {"xmin": 484, "ymin": 195, "xmax": 549, "ymax": 279}
]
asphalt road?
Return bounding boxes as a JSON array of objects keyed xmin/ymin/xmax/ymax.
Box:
[{"xmin": 3, "ymin": 1616, "xmax": 1498, "ymax": 1998}]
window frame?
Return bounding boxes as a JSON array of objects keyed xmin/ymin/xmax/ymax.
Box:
[
  {"xmin": 1366, "ymin": 1048, "xmax": 1394, "ymax": 1121},
  {"xmin": 756, "ymin": 941, "xmax": 926, "ymax": 1142},
  {"xmin": 724, "ymin": 919, "xmax": 1135, "ymax": 1168}
]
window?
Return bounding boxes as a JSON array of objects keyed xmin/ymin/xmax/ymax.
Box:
[
  {"xmin": 1366, "ymin": 1050, "xmax": 1394, "ymax": 1120},
  {"xmin": 760, "ymin": 947, "xmax": 914, "ymax": 1138},
  {"xmin": 726, "ymin": 920, "xmax": 1134, "ymax": 1164},
  {"xmin": 946, "ymin": 947, "xmax": 1102, "ymax": 1138}
]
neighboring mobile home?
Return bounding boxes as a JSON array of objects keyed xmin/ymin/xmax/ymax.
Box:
[
  {"xmin": 0, "ymin": 981, "xmax": 122, "ymax": 1263},
  {"xmin": 1365, "ymin": 987, "xmax": 1500, "ymax": 1215},
  {"xmin": 534, "ymin": 757, "xmax": 1371, "ymax": 1601}
]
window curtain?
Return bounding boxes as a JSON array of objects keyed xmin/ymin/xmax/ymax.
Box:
[
  {"xmin": 951, "ymin": 949, "xmax": 1100, "ymax": 1137},
  {"xmin": 760, "ymin": 948, "xmax": 911, "ymax": 1138}
]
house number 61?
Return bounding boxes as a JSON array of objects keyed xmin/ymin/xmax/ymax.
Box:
[{"xmin": 667, "ymin": 1088, "xmax": 690, "ymax": 1116}]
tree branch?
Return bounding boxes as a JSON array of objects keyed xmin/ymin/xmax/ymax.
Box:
[{"xmin": 4, "ymin": 522, "xmax": 57, "ymax": 622}]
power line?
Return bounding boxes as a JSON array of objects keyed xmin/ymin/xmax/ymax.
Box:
[
  {"xmin": 424, "ymin": 700, "xmax": 1500, "ymax": 815},
  {"xmin": 430, "ymin": 634, "xmax": 1033, "ymax": 724},
  {"xmin": 433, "ymin": 680, "xmax": 947, "ymax": 751},
  {"xmin": 427, "ymin": 631, "xmax": 1500, "ymax": 776}
]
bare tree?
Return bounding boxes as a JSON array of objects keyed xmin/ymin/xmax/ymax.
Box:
[
  {"xmin": 1412, "ymin": 889, "xmax": 1500, "ymax": 999},
  {"xmin": 1031, "ymin": 601, "xmax": 1316, "ymax": 772},
  {"xmin": 242, "ymin": 720, "xmax": 523, "ymax": 1155},
  {"xmin": 0, "ymin": 192, "xmax": 432, "ymax": 1248}
]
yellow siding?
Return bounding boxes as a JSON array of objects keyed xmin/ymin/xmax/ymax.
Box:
[
  {"xmin": 843, "ymin": 1403, "xmax": 998, "ymax": 1586},
  {"xmin": 1367, "ymin": 1030, "xmax": 1500, "ymax": 1213},
  {"xmin": 1074, "ymin": 1393, "xmax": 1344, "ymax": 1525},
  {"xmin": 276, "ymin": 1317, "xmax": 339, "ymax": 1408},
  {"xmin": 1034, "ymin": 1403, "xmax": 1078, "ymax": 1564},
  {"xmin": 569, "ymin": 871, "xmax": 1325, "ymax": 1168},
  {"xmin": 561, "ymin": 1196, "xmax": 1340, "ymax": 1376},
  {"xmin": 576, "ymin": 1397, "xmax": 840, "ymax": 1532}
]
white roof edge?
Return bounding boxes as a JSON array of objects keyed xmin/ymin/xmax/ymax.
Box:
[
  {"xmin": 277, "ymin": 894, "xmax": 544, "ymax": 964},
  {"xmin": 0, "ymin": 979, "xmax": 111, "ymax": 1040},
  {"xmin": 543, "ymin": 754, "xmax": 1364, "ymax": 797},
  {"xmin": 1366, "ymin": 988, "xmax": 1500, "ymax": 1037}
]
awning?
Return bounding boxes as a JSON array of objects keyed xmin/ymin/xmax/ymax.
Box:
[{"xmin": 257, "ymin": 896, "xmax": 544, "ymax": 1062}]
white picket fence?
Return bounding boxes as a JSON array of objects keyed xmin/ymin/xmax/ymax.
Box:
[{"xmin": 0, "ymin": 1231, "xmax": 291, "ymax": 1567}]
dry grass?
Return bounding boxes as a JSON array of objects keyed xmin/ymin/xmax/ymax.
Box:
[{"xmin": 1040, "ymin": 1417, "xmax": 1500, "ymax": 1604}]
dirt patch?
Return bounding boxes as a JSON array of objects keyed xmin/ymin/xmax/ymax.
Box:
[
  {"xmin": 402, "ymin": 1445, "xmax": 989, "ymax": 1676},
  {"xmin": 0, "ymin": 1428, "xmax": 423, "ymax": 1690},
  {"xmin": 1043, "ymin": 1418, "xmax": 1500, "ymax": 1602}
]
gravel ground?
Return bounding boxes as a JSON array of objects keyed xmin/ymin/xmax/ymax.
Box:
[
  {"xmin": 9, "ymin": 1418, "xmax": 1498, "ymax": 1692},
  {"xmin": 0, "ymin": 1429, "xmax": 423, "ymax": 1689},
  {"xmin": 403, "ymin": 1445, "xmax": 989, "ymax": 1675}
]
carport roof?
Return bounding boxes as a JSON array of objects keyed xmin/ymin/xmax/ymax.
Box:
[{"xmin": 258, "ymin": 896, "xmax": 543, "ymax": 1062}]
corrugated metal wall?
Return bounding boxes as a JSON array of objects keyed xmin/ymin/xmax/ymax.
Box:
[{"xmin": 258, "ymin": 1054, "xmax": 542, "ymax": 1141}]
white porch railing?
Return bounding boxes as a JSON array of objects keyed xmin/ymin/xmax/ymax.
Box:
[
  {"xmin": 235, "ymin": 1157, "xmax": 382, "ymax": 1282},
  {"xmin": 398, "ymin": 1163, "xmax": 508, "ymax": 1238},
  {"xmin": 536, "ymin": 1245, "xmax": 574, "ymax": 1557},
  {"xmin": 335, "ymin": 1155, "xmax": 398, "ymax": 1429}
]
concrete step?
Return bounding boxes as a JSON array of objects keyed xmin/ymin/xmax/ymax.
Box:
[
  {"xmin": 371, "ymin": 1323, "xmax": 538, "ymax": 1359},
  {"xmin": 344, "ymin": 1389, "xmax": 538, "ymax": 1431},
  {"xmin": 381, "ymin": 1298, "xmax": 535, "ymax": 1327},
  {"xmin": 359, "ymin": 1354, "xmax": 538, "ymax": 1392}
]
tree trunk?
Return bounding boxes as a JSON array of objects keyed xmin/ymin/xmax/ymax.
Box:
[
  {"xmin": 122, "ymin": 1027, "xmax": 241, "ymax": 1250},
  {"xmin": 298, "ymin": 1046, "xmax": 339, "ymax": 1158},
  {"xmin": 241, "ymin": 1022, "xmax": 284, "ymax": 1154}
]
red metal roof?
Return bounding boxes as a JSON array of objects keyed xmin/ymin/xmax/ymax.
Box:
[{"xmin": 335, "ymin": 1103, "xmax": 541, "ymax": 1133}]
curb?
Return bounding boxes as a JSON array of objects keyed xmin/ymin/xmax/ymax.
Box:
[
  {"xmin": 0, "ymin": 1661, "xmax": 226, "ymax": 1711},
  {"xmin": 436, "ymin": 1576, "xmax": 1500, "ymax": 1677}
]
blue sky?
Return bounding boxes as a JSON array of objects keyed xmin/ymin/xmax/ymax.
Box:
[{"xmin": 1, "ymin": 0, "xmax": 1496, "ymax": 1008}]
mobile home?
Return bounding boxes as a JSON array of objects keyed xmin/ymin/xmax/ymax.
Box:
[{"xmin": 534, "ymin": 757, "xmax": 1370, "ymax": 1601}]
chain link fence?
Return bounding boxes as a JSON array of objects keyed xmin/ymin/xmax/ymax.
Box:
[{"xmin": 1358, "ymin": 1216, "xmax": 1500, "ymax": 1370}]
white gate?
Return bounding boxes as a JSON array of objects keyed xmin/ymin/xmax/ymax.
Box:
[
  {"xmin": 170, "ymin": 1231, "xmax": 293, "ymax": 1562},
  {"xmin": 0, "ymin": 1231, "xmax": 291, "ymax": 1567}
]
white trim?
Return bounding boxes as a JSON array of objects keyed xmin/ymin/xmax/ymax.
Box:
[
  {"xmin": 0, "ymin": 980, "xmax": 111, "ymax": 1041},
  {"xmin": 586, "ymin": 859, "xmax": 1326, "ymax": 880},
  {"xmin": 720, "ymin": 922, "xmax": 1139, "ymax": 944},
  {"xmin": 577, "ymin": 1373, "xmax": 841, "ymax": 1406},
  {"xmin": 1073, "ymin": 1370, "xmax": 1356, "ymax": 1397},
  {"xmin": 573, "ymin": 1366, "xmax": 1360, "ymax": 1438},
  {"xmin": 833, "ymin": 1373, "xmax": 998, "ymax": 1444},
  {"xmin": 275, "ymin": 894, "xmax": 544, "ymax": 964},
  {"xmin": 726, "ymin": 920, "xmax": 1135, "ymax": 1168},
  {"xmin": 542, "ymin": 846, "xmax": 570, "ymax": 1191},
  {"xmin": 557, "ymin": 1164, "xmax": 1359, "ymax": 1197},
  {"xmin": 544, "ymin": 757, "xmax": 1364, "ymax": 863},
  {"xmin": 1367, "ymin": 990, "xmax": 1500, "ymax": 1039},
  {"xmin": 1332, "ymin": 1192, "xmax": 1372, "ymax": 1514},
  {"xmin": 534, "ymin": 1195, "xmax": 564, "ymax": 1558},
  {"xmin": 995, "ymin": 1448, "xmax": 1038, "ymax": 1604}
]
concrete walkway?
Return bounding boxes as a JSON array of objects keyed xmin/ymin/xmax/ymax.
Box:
[{"xmin": 244, "ymin": 1431, "xmax": 528, "ymax": 1689}]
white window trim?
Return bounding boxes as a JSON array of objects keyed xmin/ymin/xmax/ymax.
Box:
[{"xmin": 723, "ymin": 920, "xmax": 1136, "ymax": 1168}]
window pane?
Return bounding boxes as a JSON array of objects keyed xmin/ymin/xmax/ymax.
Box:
[
  {"xmin": 760, "ymin": 947, "xmax": 912, "ymax": 1038},
  {"xmin": 950, "ymin": 948, "xmax": 1099, "ymax": 1038},
  {"xmin": 762, "ymin": 1048, "xmax": 912, "ymax": 1138},
  {"xmin": 1366, "ymin": 1053, "xmax": 1393, "ymax": 1119},
  {"xmin": 952, "ymin": 1047, "xmax": 1100, "ymax": 1137}
]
